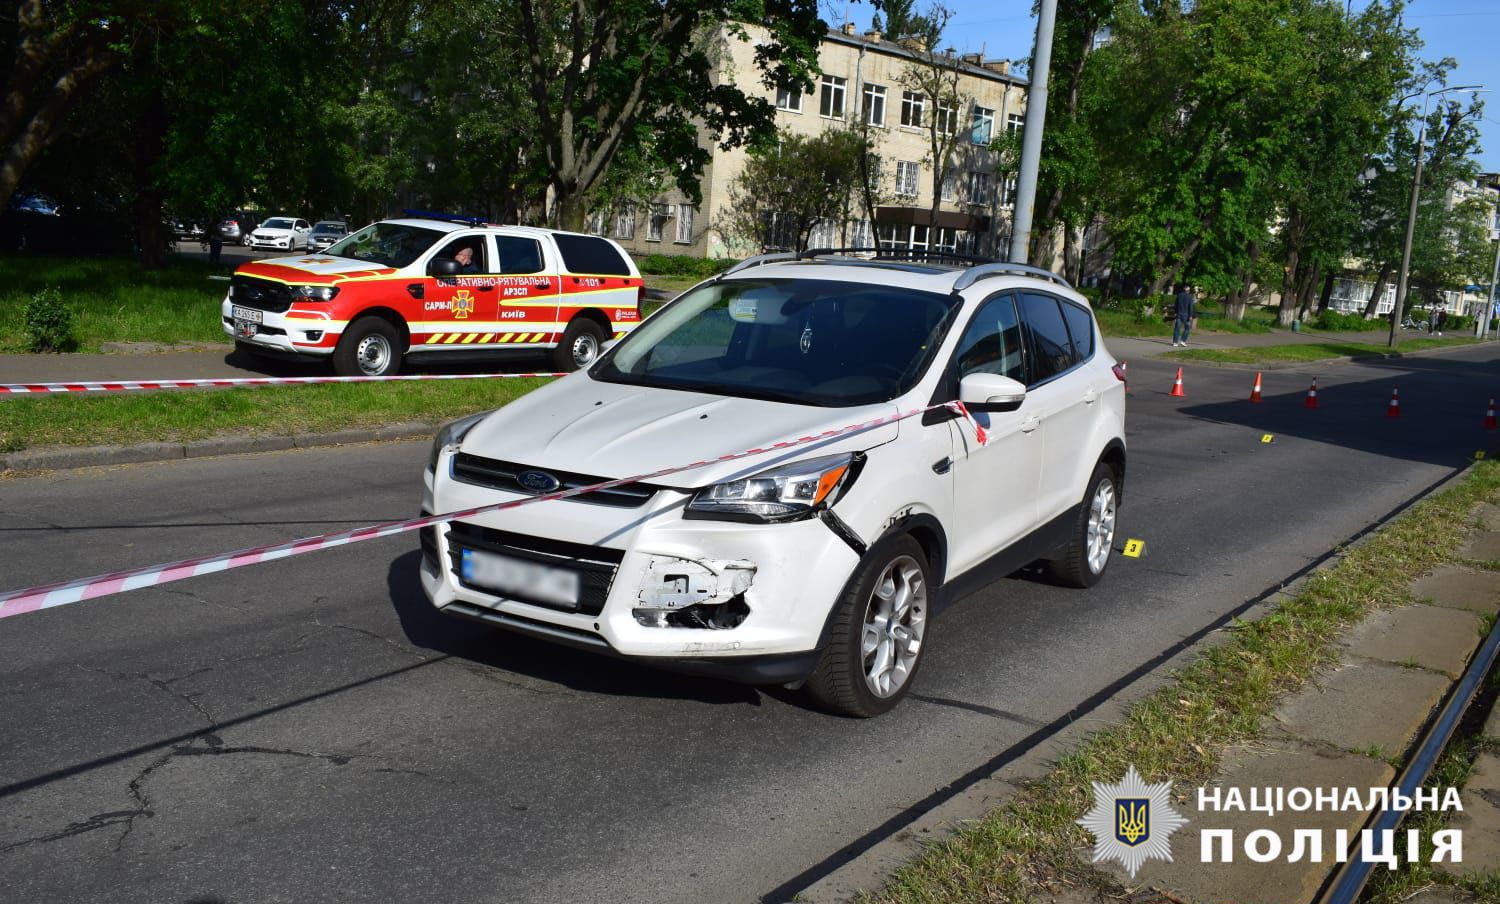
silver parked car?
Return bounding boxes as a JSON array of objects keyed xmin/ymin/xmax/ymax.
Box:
[{"xmin": 307, "ymin": 221, "xmax": 349, "ymax": 252}]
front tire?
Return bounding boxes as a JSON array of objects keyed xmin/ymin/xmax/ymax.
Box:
[
  {"xmin": 333, "ymin": 317, "xmax": 403, "ymax": 377},
  {"xmin": 806, "ymin": 534, "xmax": 932, "ymax": 718},
  {"xmin": 1047, "ymin": 462, "xmax": 1118, "ymax": 588},
  {"xmin": 550, "ymin": 318, "xmax": 607, "ymax": 371}
]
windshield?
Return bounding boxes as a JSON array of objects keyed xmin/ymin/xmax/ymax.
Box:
[
  {"xmin": 591, "ymin": 277, "xmax": 960, "ymax": 407},
  {"xmin": 313, "ymin": 222, "xmax": 345, "ymax": 233},
  {"xmin": 324, "ymin": 222, "xmax": 445, "ymax": 268},
  {"xmin": 262, "ymin": 218, "xmax": 295, "ymax": 229}
]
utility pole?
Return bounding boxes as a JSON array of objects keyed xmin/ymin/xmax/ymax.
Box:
[
  {"xmin": 1007, "ymin": 0, "xmax": 1056, "ymax": 264},
  {"xmin": 1483, "ymin": 237, "xmax": 1500, "ymax": 340}
]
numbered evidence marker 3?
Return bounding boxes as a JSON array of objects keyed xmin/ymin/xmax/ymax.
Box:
[
  {"xmin": 1261, "ymin": 434, "xmax": 1275, "ymax": 444},
  {"xmin": 1123, "ymin": 539, "xmax": 1146, "ymax": 558}
]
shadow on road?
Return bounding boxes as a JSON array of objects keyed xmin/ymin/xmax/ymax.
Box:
[
  {"xmin": 223, "ymin": 346, "xmax": 559, "ymax": 378},
  {"xmin": 383, "ymin": 551, "xmax": 766, "ymax": 707}
]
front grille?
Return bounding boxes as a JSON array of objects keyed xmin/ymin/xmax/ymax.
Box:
[
  {"xmin": 451, "ymin": 453, "xmax": 657, "ymax": 508},
  {"xmin": 445, "ymin": 521, "xmax": 622, "ymax": 616},
  {"xmin": 230, "ymin": 275, "xmax": 294, "ymax": 313}
]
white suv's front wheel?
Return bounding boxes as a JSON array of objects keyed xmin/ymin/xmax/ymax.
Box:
[{"xmin": 807, "ymin": 534, "xmax": 931, "ymax": 717}]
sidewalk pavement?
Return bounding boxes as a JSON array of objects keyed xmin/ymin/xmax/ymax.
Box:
[{"xmin": 1107, "ymin": 328, "xmax": 1487, "ymax": 362}]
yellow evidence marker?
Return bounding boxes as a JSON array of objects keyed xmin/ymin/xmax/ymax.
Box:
[
  {"xmin": 1123, "ymin": 539, "xmax": 1146, "ymax": 558},
  {"xmin": 1477, "ymin": 451, "xmax": 1487, "ymax": 460},
  {"xmin": 1261, "ymin": 434, "xmax": 1275, "ymax": 444}
]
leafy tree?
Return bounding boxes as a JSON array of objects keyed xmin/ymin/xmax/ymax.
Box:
[
  {"xmin": 514, "ymin": 0, "xmax": 824, "ymax": 231},
  {"xmin": 717, "ymin": 127, "xmax": 880, "ymax": 253}
]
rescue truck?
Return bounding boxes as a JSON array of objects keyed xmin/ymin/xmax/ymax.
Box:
[{"xmin": 222, "ymin": 213, "xmax": 644, "ymax": 375}]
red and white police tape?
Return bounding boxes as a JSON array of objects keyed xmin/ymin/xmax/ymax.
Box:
[
  {"xmin": 0, "ymin": 372, "xmax": 566, "ymax": 394},
  {"xmin": 0, "ymin": 401, "xmax": 987, "ymax": 621}
]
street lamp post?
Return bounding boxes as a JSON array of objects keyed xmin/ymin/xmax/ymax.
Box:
[{"xmin": 1388, "ymin": 85, "xmax": 1484, "ymax": 349}]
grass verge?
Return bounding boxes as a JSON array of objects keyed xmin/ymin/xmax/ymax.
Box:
[
  {"xmin": 1161, "ymin": 337, "xmax": 1477, "ymax": 365},
  {"xmin": 1094, "ymin": 307, "xmax": 1278, "ymax": 339},
  {"xmin": 867, "ymin": 460, "xmax": 1500, "ymax": 904},
  {"xmin": 0, "ymin": 378, "xmax": 551, "ymax": 454}
]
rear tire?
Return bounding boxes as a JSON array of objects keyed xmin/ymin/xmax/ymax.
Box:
[
  {"xmin": 550, "ymin": 318, "xmax": 606, "ymax": 372},
  {"xmin": 1047, "ymin": 462, "xmax": 1118, "ymax": 588},
  {"xmin": 333, "ymin": 317, "xmax": 403, "ymax": 377},
  {"xmin": 805, "ymin": 534, "xmax": 931, "ymax": 718}
]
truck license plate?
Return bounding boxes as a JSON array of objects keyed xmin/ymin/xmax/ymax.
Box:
[{"xmin": 231, "ymin": 306, "xmax": 263, "ymax": 323}]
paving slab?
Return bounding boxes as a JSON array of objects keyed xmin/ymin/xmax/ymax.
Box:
[
  {"xmin": 1460, "ymin": 531, "xmax": 1500, "ymax": 562},
  {"xmin": 1403, "ymin": 888, "xmax": 1477, "ymax": 904},
  {"xmin": 1475, "ymin": 502, "xmax": 1500, "ymax": 532},
  {"xmin": 1339, "ymin": 605, "xmax": 1482, "ymax": 677},
  {"xmin": 1111, "ymin": 741, "xmax": 1392, "ymax": 904},
  {"xmin": 1412, "ymin": 566, "xmax": 1500, "ymax": 616},
  {"xmin": 1439, "ymin": 752, "xmax": 1500, "ymax": 880},
  {"xmin": 1274, "ymin": 660, "xmax": 1449, "ymax": 758}
]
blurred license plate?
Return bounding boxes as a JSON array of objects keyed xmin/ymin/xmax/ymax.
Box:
[
  {"xmin": 461, "ymin": 549, "xmax": 580, "ymax": 608},
  {"xmin": 231, "ymin": 306, "xmax": 263, "ymax": 323}
]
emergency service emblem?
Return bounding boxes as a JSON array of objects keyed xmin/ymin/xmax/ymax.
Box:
[
  {"xmin": 1077, "ymin": 764, "xmax": 1187, "ymax": 878},
  {"xmin": 452, "ymin": 289, "xmax": 476, "ymax": 320}
]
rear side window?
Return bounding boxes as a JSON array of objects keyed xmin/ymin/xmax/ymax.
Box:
[
  {"xmin": 553, "ymin": 234, "xmax": 631, "ymax": 275},
  {"xmin": 1017, "ymin": 293, "xmax": 1074, "ymax": 384},
  {"xmin": 1059, "ymin": 300, "xmax": 1094, "ymax": 360},
  {"xmin": 496, "ymin": 236, "xmax": 544, "ymax": 274}
]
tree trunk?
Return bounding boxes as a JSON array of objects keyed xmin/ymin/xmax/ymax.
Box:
[
  {"xmin": 1315, "ymin": 270, "xmax": 1336, "ymax": 317},
  {"xmin": 1295, "ymin": 263, "xmax": 1320, "ymax": 322},
  {"xmin": 554, "ymin": 188, "xmax": 586, "ymax": 232},
  {"xmin": 1362, "ymin": 261, "xmax": 1392, "ymax": 319},
  {"xmin": 0, "ymin": 47, "xmax": 114, "ymax": 213},
  {"xmin": 133, "ymin": 69, "xmax": 168, "ymax": 267}
]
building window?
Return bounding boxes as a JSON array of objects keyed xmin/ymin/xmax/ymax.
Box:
[
  {"xmin": 586, "ymin": 211, "xmax": 605, "ymax": 236},
  {"xmin": 967, "ymin": 171, "xmax": 992, "ymax": 206},
  {"xmin": 1006, "ymin": 112, "xmax": 1025, "ymax": 134},
  {"xmin": 820, "ymin": 75, "xmax": 846, "ymax": 119},
  {"xmin": 900, "ymin": 91, "xmax": 925, "ymax": 128},
  {"xmin": 935, "ymin": 100, "xmax": 958, "ymax": 135},
  {"xmin": 613, "ymin": 206, "xmax": 635, "ymax": 239},
  {"xmin": 896, "ymin": 161, "xmax": 921, "ymax": 198},
  {"xmin": 862, "ymin": 83, "xmax": 887, "ymax": 126},
  {"xmin": 941, "ymin": 171, "xmax": 959, "ymax": 202},
  {"xmin": 971, "ymin": 105, "xmax": 994, "ymax": 146},
  {"xmin": 647, "ymin": 203, "xmax": 668, "ymax": 241},
  {"xmin": 675, "ymin": 203, "xmax": 694, "ymax": 243},
  {"xmin": 998, "ymin": 174, "xmax": 1017, "ymax": 207},
  {"xmin": 776, "ymin": 88, "xmax": 802, "ymax": 112},
  {"xmin": 849, "ymin": 218, "xmax": 874, "ymax": 248},
  {"xmin": 933, "ymin": 227, "xmax": 959, "ymax": 253}
]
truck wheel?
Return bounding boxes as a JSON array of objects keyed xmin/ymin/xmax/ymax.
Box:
[
  {"xmin": 805, "ymin": 534, "xmax": 931, "ymax": 718},
  {"xmin": 1047, "ymin": 462, "xmax": 1118, "ymax": 588},
  {"xmin": 551, "ymin": 318, "xmax": 606, "ymax": 372},
  {"xmin": 333, "ymin": 317, "xmax": 402, "ymax": 377}
]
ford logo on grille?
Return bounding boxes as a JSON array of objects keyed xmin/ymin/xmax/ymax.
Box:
[{"xmin": 516, "ymin": 470, "xmax": 562, "ymax": 493}]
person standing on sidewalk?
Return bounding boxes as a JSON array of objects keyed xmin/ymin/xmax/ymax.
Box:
[{"xmin": 1172, "ymin": 284, "xmax": 1196, "ymax": 347}]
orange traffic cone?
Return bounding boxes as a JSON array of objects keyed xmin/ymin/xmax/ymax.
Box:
[
  {"xmin": 1485, "ymin": 397, "xmax": 1497, "ymax": 429},
  {"xmin": 1304, "ymin": 378, "xmax": 1319, "ymax": 409},
  {"xmin": 1249, "ymin": 372, "xmax": 1264, "ymax": 403},
  {"xmin": 1386, "ymin": 387, "xmax": 1400, "ymax": 418},
  {"xmin": 1170, "ymin": 367, "xmax": 1186, "ymax": 397}
]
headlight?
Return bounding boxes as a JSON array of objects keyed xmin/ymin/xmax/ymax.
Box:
[
  {"xmin": 428, "ymin": 411, "xmax": 490, "ymax": 473},
  {"xmin": 291, "ymin": 285, "xmax": 339, "ymax": 302},
  {"xmin": 686, "ymin": 453, "xmax": 859, "ymax": 523}
]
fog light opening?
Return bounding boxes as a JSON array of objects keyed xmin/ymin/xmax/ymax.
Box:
[{"xmin": 633, "ymin": 594, "xmax": 750, "ymax": 630}]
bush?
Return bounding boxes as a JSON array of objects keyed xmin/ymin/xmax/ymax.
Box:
[
  {"xmin": 1312, "ymin": 309, "xmax": 1378, "ymax": 332},
  {"xmin": 634, "ymin": 253, "xmax": 736, "ymax": 279},
  {"xmin": 24, "ymin": 286, "xmax": 76, "ymax": 352},
  {"xmin": 1446, "ymin": 315, "xmax": 1472, "ymax": 332}
]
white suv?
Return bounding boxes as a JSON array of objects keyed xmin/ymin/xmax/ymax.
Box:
[{"xmin": 420, "ymin": 253, "xmax": 1127, "ymax": 716}]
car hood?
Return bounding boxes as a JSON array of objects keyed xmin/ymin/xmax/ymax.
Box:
[
  {"xmin": 252, "ymin": 227, "xmax": 297, "ymax": 236},
  {"xmin": 458, "ymin": 375, "xmax": 902, "ymax": 490},
  {"xmin": 235, "ymin": 255, "xmax": 398, "ymax": 284}
]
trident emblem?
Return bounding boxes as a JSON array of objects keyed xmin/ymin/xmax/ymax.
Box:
[{"xmin": 1116, "ymin": 799, "xmax": 1149, "ymax": 846}]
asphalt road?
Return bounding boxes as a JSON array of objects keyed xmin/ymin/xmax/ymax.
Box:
[{"xmin": 0, "ymin": 344, "xmax": 1496, "ymax": 904}]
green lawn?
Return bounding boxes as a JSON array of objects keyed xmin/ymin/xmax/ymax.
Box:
[
  {"xmin": 0, "ymin": 377, "xmax": 550, "ymax": 453},
  {"xmin": 0, "ymin": 255, "xmax": 233, "ymax": 352},
  {"xmin": 1094, "ymin": 305, "xmax": 1278, "ymax": 338},
  {"xmin": 1161, "ymin": 337, "xmax": 1475, "ymax": 365}
]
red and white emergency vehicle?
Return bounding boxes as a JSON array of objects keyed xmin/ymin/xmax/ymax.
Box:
[{"xmin": 221, "ymin": 215, "xmax": 644, "ymax": 375}]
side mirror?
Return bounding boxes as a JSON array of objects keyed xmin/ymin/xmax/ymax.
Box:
[
  {"xmin": 959, "ymin": 372, "xmax": 1027, "ymax": 413},
  {"xmin": 430, "ymin": 259, "xmax": 459, "ymax": 276}
]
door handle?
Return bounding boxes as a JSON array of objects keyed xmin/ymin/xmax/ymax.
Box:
[
  {"xmin": 475, "ymin": 284, "xmax": 494, "ymax": 292},
  {"xmin": 1020, "ymin": 414, "xmax": 1041, "ymax": 433},
  {"xmin": 406, "ymin": 283, "xmax": 424, "ymax": 299},
  {"xmin": 932, "ymin": 456, "xmax": 952, "ymax": 474}
]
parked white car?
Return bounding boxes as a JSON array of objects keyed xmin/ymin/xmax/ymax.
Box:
[
  {"xmin": 249, "ymin": 216, "xmax": 311, "ymax": 252},
  {"xmin": 421, "ymin": 253, "xmax": 1128, "ymax": 716}
]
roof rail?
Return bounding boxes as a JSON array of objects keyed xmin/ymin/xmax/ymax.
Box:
[
  {"xmin": 400, "ymin": 208, "xmax": 488, "ymax": 227},
  {"xmin": 952, "ymin": 263, "xmax": 1072, "ymax": 292},
  {"xmin": 719, "ymin": 251, "xmax": 797, "ymax": 277},
  {"xmin": 799, "ymin": 247, "xmax": 995, "ymax": 266}
]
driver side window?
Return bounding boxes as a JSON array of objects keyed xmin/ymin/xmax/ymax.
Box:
[
  {"xmin": 430, "ymin": 236, "xmax": 488, "ymax": 275},
  {"xmin": 953, "ymin": 294, "xmax": 1026, "ymax": 384}
]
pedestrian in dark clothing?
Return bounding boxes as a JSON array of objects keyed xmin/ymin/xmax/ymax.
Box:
[
  {"xmin": 208, "ymin": 227, "xmax": 223, "ymax": 265},
  {"xmin": 1436, "ymin": 310, "xmax": 1447, "ymax": 335},
  {"xmin": 1172, "ymin": 284, "xmax": 1195, "ymax": 346}
]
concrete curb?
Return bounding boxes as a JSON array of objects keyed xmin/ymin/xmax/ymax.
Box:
[
  {"xmin": 1157, "ymin": 340, "xmax": 1487, "ymax": 371},
  {"xmin": 792, "ymin": 462, "xmax": 1483, "ymax": 904},
  {"xmin": 0, "ymin": 421, "xmax": 438, "ymax": 473}
]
